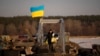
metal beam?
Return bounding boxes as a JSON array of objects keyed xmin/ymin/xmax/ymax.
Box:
[{"xmin": 40, "ymin": 19, "xmax": 60, "ymax": 23}]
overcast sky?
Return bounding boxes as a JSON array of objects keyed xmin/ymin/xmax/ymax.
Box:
[{"xmin": 0, "ymin": 0, "xmax": 100, "ymax": 17}]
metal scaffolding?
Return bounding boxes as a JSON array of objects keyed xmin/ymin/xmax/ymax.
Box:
[{"xmin": 37, "ymin": 18, "xmax": 66, "ymax": 54}]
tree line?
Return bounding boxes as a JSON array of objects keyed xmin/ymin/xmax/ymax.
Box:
[{"xmin": 0, "ymin": 15, "xmax": 100, "ymax": 36}]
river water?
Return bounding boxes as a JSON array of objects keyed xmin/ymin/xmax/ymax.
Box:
[{"xmin": 69, "ymin": 37, "xmax": 100, "ymax": 48}]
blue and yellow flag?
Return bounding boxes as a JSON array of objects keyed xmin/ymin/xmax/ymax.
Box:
[{"xmin": 30, "ymin": 5, "xmax": 44, "ymax": 18}]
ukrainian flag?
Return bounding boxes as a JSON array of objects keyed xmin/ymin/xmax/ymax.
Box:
[{"xmin": 30, "ymin": 5, "xmax": 44, "ymax": 18}]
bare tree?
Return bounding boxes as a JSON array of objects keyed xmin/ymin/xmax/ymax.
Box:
[
  {"xmin": 6, "ymin": 23, "xmax": 18, "ymax": 35},
  {"xmin": 23, "ymin": 20, "xmax": 31, "ymax": 33},
  {"xmin": 18, "ymin": 23, "xmax": 24, "ymax": 35},
  {"xmin": 30, "ymin": 21, "xmax": 37, "ymax": 35},
  {"xmin": 72, "ymin": 20, "xmax": 82, "ymax": 36},
  {"xmin": 43, "ymin": 24, "xmax": 50, "ymax": 33},
  {"xmin": 91, "ymin": 23, "xmax": 96, "ymax": 35},
  {"xmin": 65, "ymin": 19, "xmax": 74, "ymax": 35},
  {"xmin": 23, "ymin": 20, "xmax": 32, "ymax": 38},
  {"xmin": 0, "ymin": 24, "xmax": 4, "ymax": 35}
]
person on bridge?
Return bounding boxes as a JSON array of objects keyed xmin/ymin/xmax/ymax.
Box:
[{"xmin": 45, "ymin": 29, "xmax": 54, "ymax": 52}]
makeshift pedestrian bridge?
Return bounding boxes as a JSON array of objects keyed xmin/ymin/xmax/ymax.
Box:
[{"xmin": 37, "ymin": 18, "xmax": 66, "ymax": 54}]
